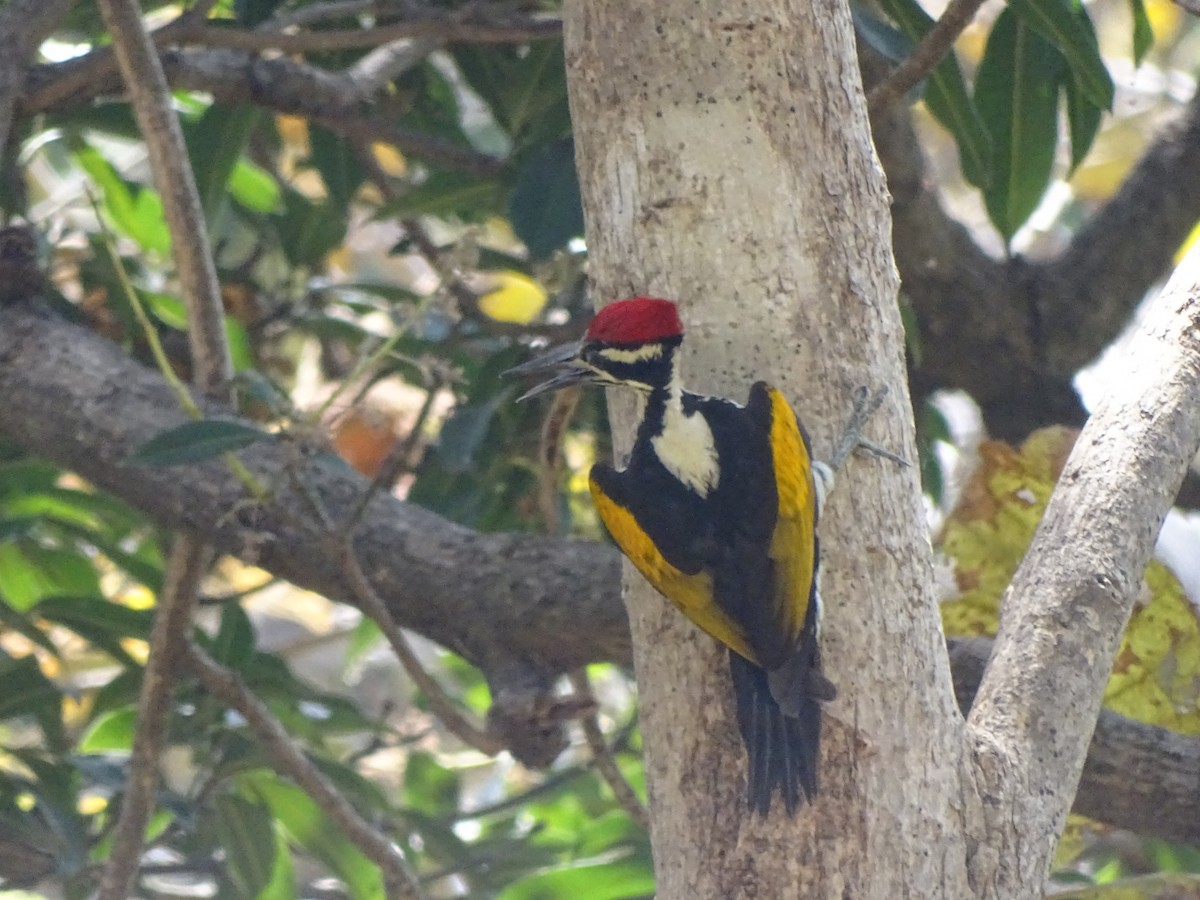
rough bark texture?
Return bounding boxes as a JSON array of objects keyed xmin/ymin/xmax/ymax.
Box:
[
  {"xmin": 564, "ymin": 2, "xmax": 966, "ymax": 897},
  {"xmin": 966, "ymin": 245, "xmax": 1200, "ymax": 898},
  {"xmin": 949, "ymin": 638, "xmax": 1200, "ymax": 848},
  {"xmin": 0, "ymin": 304, "xmax": 625, "ymax": 764},
  {"xmin": 3, "ymin": 296, "xmax": 1200, "ymax": 858}
]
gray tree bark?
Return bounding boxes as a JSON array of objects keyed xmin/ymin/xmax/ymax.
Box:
[
  {"xmin": 564, "ymin": 1, "xmax": 968, "ymax": 897},
  {"xmin": 563, "ymin": 0, "xmax": 1200, "ymax": 898}
]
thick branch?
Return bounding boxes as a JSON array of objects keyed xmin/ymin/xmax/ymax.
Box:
[
  {"xmin": 0, "ymin": 303, "xmax": 1199, "ymax": 841},
  {"xmin": 1036, "ymin": 92, "xmax": 1200, "ymax": 377},
  {"xmin": 0, "ymin": 304, "xmax": 627, "ymax": 689},
  {"xmin": 178, "ymin": 13, "xmax": 560, "ymax": 52},
  {"xmin": 948, "ymin": 638, "xmax": 1200, "ymax": 847},
  {"xmin": 865, "ymin": 51, "xmax": 1200, "ymax": 441},
  {"xmin": 967, "ymin": 246, "xmax": 1200, "ymax": 896}
]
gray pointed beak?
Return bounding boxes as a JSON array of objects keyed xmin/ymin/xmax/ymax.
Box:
[{"xmin": 504, "ymin": 340, "xmax": 595, "ymax": 401}]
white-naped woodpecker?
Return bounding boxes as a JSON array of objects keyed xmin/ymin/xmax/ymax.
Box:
[{"xmin": 507, "ymin": 297, "xmax": 901, "ymax": 816}]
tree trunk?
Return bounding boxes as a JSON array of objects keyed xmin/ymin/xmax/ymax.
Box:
[{"xmin": 563, "ymin": 1, "xmax": 971, "ymax": 896}]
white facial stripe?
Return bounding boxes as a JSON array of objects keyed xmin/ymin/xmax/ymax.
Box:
[{"xmin": 598, "ymin": 343, "xmax": 664, "ymax": 364}]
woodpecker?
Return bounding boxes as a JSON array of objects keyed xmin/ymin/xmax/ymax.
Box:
[{"xmin": 509, "ymin": 297, "xmax": 892, "ymax": 816}]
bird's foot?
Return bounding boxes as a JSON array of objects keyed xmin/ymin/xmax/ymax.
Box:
[{"xmin": 829, "ymin": 385, "xmax": 910, "ymax": 473}]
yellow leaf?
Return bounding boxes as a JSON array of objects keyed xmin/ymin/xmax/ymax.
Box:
[
  {"xmin": 1145, "ymin": 0, "xmax": 1181, "ymax": 41},
  {"xmin": 372, "ymin": 142, "xmax": 407, "ymax": 177},
  {"xmin": 275, "ymin": 115, "xmax": 310, "ymax": 153},
  {"xmin": 477, "ymin": 271, "xmax": 548, "ymax": 324},
  {"xmin": 940, "ymin": 426, "xmax": 1200, "ymax": 735}
]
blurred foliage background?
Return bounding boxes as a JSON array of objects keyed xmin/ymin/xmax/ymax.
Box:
[{"xmin": 1, "ymin": 0, "xmax": 1199, "ymax": 896}]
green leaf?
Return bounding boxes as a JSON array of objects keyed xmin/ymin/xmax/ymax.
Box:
[
  {"xmin": 35, "ymin": 595, "xmax": 152, "ymax": 666},
  {"xmin": 186, "ymin": 103, "xmax": 263, "ymax": 227},
  {"xmin": 213, "ymin": 794, "xmax": 279, "ymax": 899},
  {"xmin": 239, "ymin": 771, "xmax": 386, "ymax": 900},
  {"xmin": 508, "ymin": 138, "xmax": 585, "ymax": 260},
  {"xmin": 1009, "ymin": 0, "xmax": 1113, "ymax": 110},
  {"xmin": 876, "ymin": 0, "xmax": 992, "ymax": 187},
  {"xmin": 22, "ymin": 546, "xmax": 100, "ymax": 597},
  {"xmin": 310, "ymin": 127, "xmax": 365, "ymax": 210},
  {"xmin": 1063, "ymin": 70, "xmax": 1103, "ymax": 172},
  {"xmin": 403, "ymin": 752, "xmax": 460, "ymax": 817},
  {"xmin": 454, "ymin": 43, "xmax": 571, "ymax": 149},
  {"xmin": 212, "ymin": 602, "xmax": 255, "ymax": 670},
  {"xmin": 0, "ymin": 655, "xmax": 62, "ymax": 738},
  {"xmin": 53, "ymin": 520, "xmax": 164, "ymax": 591},
  {"xmin": 852, "ymin": 4, "xmax": 915, "ymax": 65},
  {"xmin": 79, "ymin": 708, "xmax": 136, "ymax": 752},
  {"xmin": 229, "ymin": 159, "xmax": 281, "ymax": 213},
  {"xmin": 72, "ymin": 144, "xmax": 171, "ymax": 253},
  {"xmin": 0, "ymin": 544, "xmax": 57, "ymax": 611},
  {"xmin": 435, "ymin": 392, "xmax": 510, "ymax": 473},
  {"xmin": 131, "ymin": 419, "xmax": 270, "ymax": 467},
  {"xmin": 226, "ymin": 317, "xmax": 254, "ymax": 373},
  {"xmin": 975, "ymin": 9, "xmax": 1064, "ymax": 240},
  {"xmin": 377, "ymin": 171, "xmax": 505, "ymax": 220},
  {"xmin": 273, "ymin": 188, "xmax": 348, "ymax": 268},
  {"xmin": 0, "ymin": 517, "xmax": 37, "ymax": 542},
  {"xmin": 497, "ymin": 858, "xmax": 656, "ymax": 900},
  {"xmin": 1129, "ymin": 0, "xmax": 1154, "ymax": 63},
  {"xmin": 141, "ymin": 292, "xmax": 255, "ymax": 372}
]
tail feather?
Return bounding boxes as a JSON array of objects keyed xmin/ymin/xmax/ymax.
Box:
[{"xmin": 729, "ymin": 649, "xmax": 822, "ymax": 816}]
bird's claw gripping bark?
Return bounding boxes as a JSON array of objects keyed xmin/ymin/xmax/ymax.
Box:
[{"xmin": 830, "ymin": 385, "xmax": 909, "ymax": 473}]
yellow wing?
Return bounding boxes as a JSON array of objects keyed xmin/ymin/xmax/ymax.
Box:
[
  {"xmin": 589, "ymin": 385, "xmax": 819, "ymax": 669},
  {"xmin": 589, "ymin": 483, "xmax": 759, "ymax": 662},
  {"xmin": 762, "ymin": 386, "xmax": 818, "ymax": 658}
]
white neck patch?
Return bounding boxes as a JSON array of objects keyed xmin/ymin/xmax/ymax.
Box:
[{"xmin": 650, "ymin": 377, "xmax": 720, "ymax": 497}]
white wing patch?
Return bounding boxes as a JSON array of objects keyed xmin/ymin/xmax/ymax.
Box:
[
  {"xmin": 811, "ymin": 460, "xmax": 834, "ymax": 516},
  {"xmin": 651, "ymin": 402, "xmax": 720, "ymax": 497}
]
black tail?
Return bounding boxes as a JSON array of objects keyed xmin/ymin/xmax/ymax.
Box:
[{"xmin": 729, "ymin": 649, "xmax": 823, "ymax": 816}]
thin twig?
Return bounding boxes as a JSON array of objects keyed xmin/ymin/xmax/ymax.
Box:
[
  {"xmin": 567, "ymin": 669, "xmax": 649, "ymax": 830},
  {"xmin": 339, "ymin": 539, "xmax": 505, "ymax": 755},
  {"xmin": 353, "ymin": 142, "xmax": 570, "ymax": 340},
  {"xmin": 97, "ymin": 0, "xmax": 231, "ymax": 397},
  {"xmin": 342, "ymin": 378, "xmax": 442, "ymax": 535},
  {"xmin": 866, "ymin": 0, "xmax": 989, "ymax": 117},
  {"xmin": 182, "ymin": 641, "xmax": 427, "ymax": 899},
  {"xmin": 347, "ymin": 37, "xmax": 440, "ymax": 93},
  {"xmin": 263, "ymin": 0, "xmax": 374, "ymax": 29},
  {"xmin": 182, "ymin": 14, "xmax": 561, "ymax": 53},
  {"xmin": 90, "ymin": 196, "xmax": 267, "ymax": 499},
  {"xmin": 536, "ymin": 387, "xmax": 581, "ymax": 534},
  {"xmin": 93, "ymin": 0, "xmax": 235, "ymax": 893},
  {"xmin": 400, "ymin": 217, "xmax": 571, "ymax": 339},
  {"xmin": 97, "ymin": 537, "xmax": 213, "ymax": 900},
  {"xmin": 278, "ymin": 458, "xmax": 503, "ymax": 755},
  {"xmin": 536, "ymin": 396, "xmax": 646, "ymax": 827}
]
